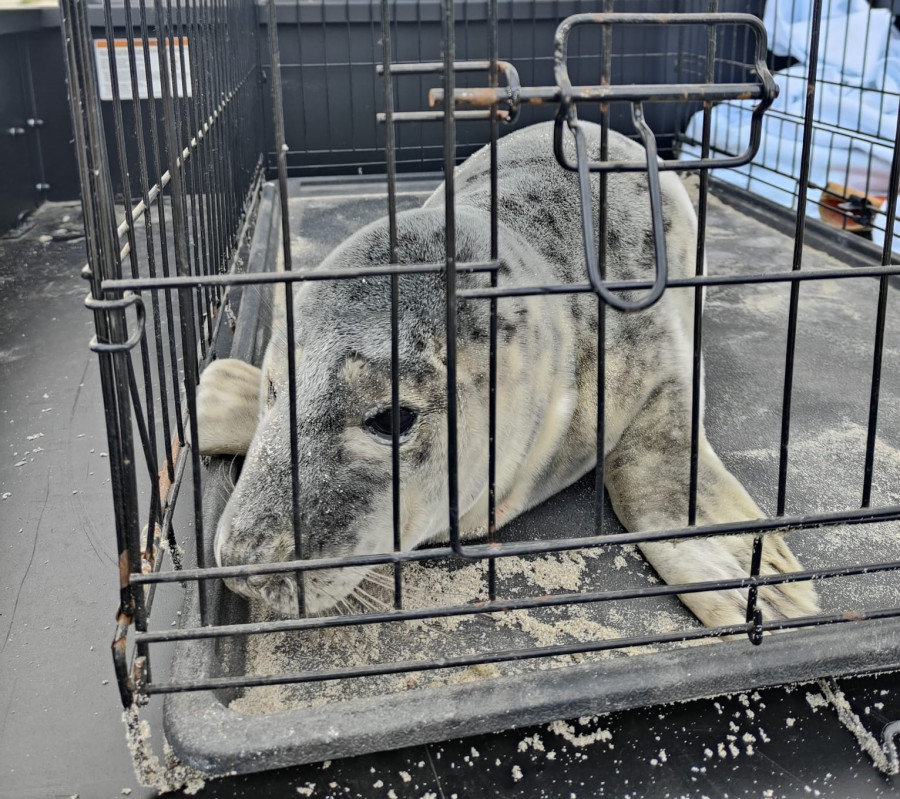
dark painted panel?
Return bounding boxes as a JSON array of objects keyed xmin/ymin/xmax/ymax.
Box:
[
  {"xmin": 262, "ymin": 0, "xmax": 766, "ymax": 178},
  {"xmin": 28, "ymin": 29, "xmax": 79, "ymax": 203},
  {"xmin": 0, "ymin": 33, "xmax": 39, "ymax": 233}
]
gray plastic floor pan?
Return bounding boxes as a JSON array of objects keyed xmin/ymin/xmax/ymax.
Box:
[{"xmin": 164, "ymin": 178, "xmax": 900, "ymax": 775}]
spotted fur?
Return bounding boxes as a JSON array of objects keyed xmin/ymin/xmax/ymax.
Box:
[{"xmin": 198, "ymin": 122, "xmax": 819, "ymax": 625}]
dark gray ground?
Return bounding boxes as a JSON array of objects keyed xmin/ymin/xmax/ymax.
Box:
[
  {"xmin": 0, "ymin": 202, "xmax": 167, "ymax": 797},
  {"xmin": 1, "ymin": 183, "xmax": 899, "ymax": 798}
]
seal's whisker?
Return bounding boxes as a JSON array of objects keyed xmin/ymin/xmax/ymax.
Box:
[
  {"xmin": 351, "ymin": 581, "xmax": 462, "ymax": 637},
  {"xmin": 356, "ymin": 568, "xmax": 395, "ymax": 585},
  {"xmin": 335, "ymin": 598, "xmax": 357, "ymax": 618},
  {"xmin": 216, "ymin": 483, "xmax": 233, "ymax": 505},
  {"xmin": 357, "ymin": 570, "xmax": 416, "ymax": 596},
  {"xmin": 356, "ymin": 571, "xmax": 395, "ymax": 594},
  {"xmin": 345, "ymin": 589, "xmax": 387, "ymax": 617},
  {"xmin": 309, "ymin": 583, "xmax": 348, "ymax": 616},
  {"xmin": 225, "ymin": 455, "xmax": 240, "ymax": 490},
  {"xmin": 352, "ymin": 586, "xmax": 392, "ymax": 612},
  {"xmin": 359, "ymin": 570, "xmax": 457, "ymax": 611}
]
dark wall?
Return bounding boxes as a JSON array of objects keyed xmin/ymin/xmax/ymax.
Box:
[
  {"xmin": 0, "ymin": 29, "xmax": 42, "ymax": 233},
  {"xmin": 264, "ymin": 0, "xmax": 767, "ymax": 178},
  {"xmin": 0, "ymin": 17, "xmax": 78, "ymax": 235},
  {"xmin": 0, "ymin": 0, "xmax": 766, "ymax": 235},
  {"xmin": 29, "ymin": 28, "xmax": 81, "ymax": 203}
]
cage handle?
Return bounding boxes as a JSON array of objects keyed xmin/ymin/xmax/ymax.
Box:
[
  {"xmin": 556, "ymin": 105, "xmax": 668, "ymax": 312},
  {"xmin": 549, "ymin": 12, "xmax": 778, "ymax": 174}
]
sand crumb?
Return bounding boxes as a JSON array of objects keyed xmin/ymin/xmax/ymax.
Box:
[
  {"xmin": 806, "ymin": 692, "xmax": 828, "ymax": 711},
  {"xmin": 518, "ymin": 734, "xmax": 545, "ymax": 752},
  {"xmin": 547, "ymin": 719, "xmax": 613, "ymax": 748},
  {"xmin": 122, "ymin": 707, "xmax": 209, "ymax": 794},
  {"xmin": 818, "ymin": 679, "xmax": 898, "ymax": 775}
]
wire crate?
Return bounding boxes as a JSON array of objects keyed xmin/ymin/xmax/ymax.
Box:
[{"xmin": 64, "ymin": 0, "xmax": 900, "ymax": 783}]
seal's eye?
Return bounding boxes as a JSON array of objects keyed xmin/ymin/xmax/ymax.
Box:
[{"xmin": 364, "ymin": 406, "xmax": 417, "ymax": 442}]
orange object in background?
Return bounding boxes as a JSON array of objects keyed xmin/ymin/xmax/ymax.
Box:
[{"xmin": 819, "ymin": 182, "xmax": 886, "ymax": 233}]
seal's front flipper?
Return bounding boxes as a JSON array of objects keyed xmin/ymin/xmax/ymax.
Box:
[
  {"xmin": 604, "ymin": 384, "xmax": 819, "ymax": 629},
  {"xmin": 196, "ymin": 358, "xmax": 262, "ymax": 456}
]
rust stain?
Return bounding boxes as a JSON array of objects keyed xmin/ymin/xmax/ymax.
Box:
[
  {"xmin": 157, "ymin": 436, "xmax": 181, "ymax": 507},
  {"xmin": 133, "ymin": 656, "xmax": 147, "ymax": 691},
  {"xmin": 119, "ymin": 550, "xmax": 131, "ymax": 589},
  {"xmin": 430, "ymin": 87, "xmax": 504, "ymax": 109},
  {"xmin": 158, "ymin": 461, "xmax": 172, "ymax": 505},
  {"xmin": 459, "ymin": 87, "xmax": 503, "ymax": 106},
  {"xmin": 843, "ymin": 609, "xmax": 866, "ymax": 622},
  {"xmin": 112, "ymin": 611, "xmax": 131, "ymax": 652}
]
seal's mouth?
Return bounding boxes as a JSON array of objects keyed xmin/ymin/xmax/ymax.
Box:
[
  {"xmin": 215, "ymin": 491, "xmax": 406, "ymax": 617},
  {"xmin": 225, "ymin": 565, "xmax": 381, "ymax": 618}
]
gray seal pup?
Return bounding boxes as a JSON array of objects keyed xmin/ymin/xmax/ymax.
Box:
[{"xmin": 197, "ymin": 121, "xmax": 819, "ymax": 627}]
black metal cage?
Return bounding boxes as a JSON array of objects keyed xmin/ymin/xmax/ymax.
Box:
[{"xmin": 64, "ymin": 0, "xmax": 900, "ymax": 785}]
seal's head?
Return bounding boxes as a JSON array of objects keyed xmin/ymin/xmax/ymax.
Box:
[{"xmin": 214, "ymin": 207, "xmax": 498, "ymax": 616}]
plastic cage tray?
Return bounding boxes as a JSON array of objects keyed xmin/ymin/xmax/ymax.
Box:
[{"xmin": 163, "ymin": 179, "xmax": 900, "ymax": 775}]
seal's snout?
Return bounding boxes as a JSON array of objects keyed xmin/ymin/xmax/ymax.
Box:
[
  {"xmin": 216, "ymin": 490, "xmax": 376, "ymax": 617},
  {"xmin": 216, "ymin": 515, "xmax": 304, "ymax": 618},
  {"xmin": 235, "ymin": 568, "xmax": 375, "ymax": 618}
]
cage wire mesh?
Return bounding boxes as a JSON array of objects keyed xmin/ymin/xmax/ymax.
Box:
[
  {"xmin": 680, "ymin": 0, "xmax": 900, "ymax": 257},
  {"xmin": 60, "ymin": 0, "xmax": 266, "ymax": 704},
  {"xmin": 63, "ymin": 0, "xmax": 900, "ymax": 779}
]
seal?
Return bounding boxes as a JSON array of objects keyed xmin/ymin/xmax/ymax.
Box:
[{"xmin": 197, "ymin": 121, "xmax": 819, "ymax": 627}]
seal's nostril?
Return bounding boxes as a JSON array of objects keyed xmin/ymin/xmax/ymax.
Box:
[{"xmin": 259, "ymin": 575, "xmax": 300, "ymax": 618}]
